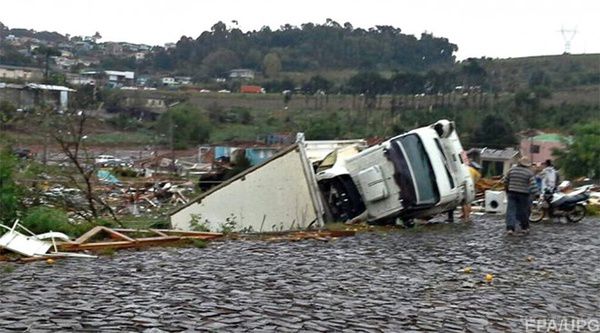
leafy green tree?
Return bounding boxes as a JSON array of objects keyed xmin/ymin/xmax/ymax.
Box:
[
  {"xmin": 70, "ymin": 84, "xmax": 97, "ymax": 109},
  {"xmin": 263, "ymin": 52, "xmax": 282, "ymax": 78},
  {"xmin": 347, "ymin": 71, "xmax": 389, "ymax": 97},
  {"xmin": 202, "ymin": 48, "xmax": 240, "ymax": 77},
  {"xmin": 304, "ymin": 113, "xmax": 341, "ymax": 139},
  {"xmin": 554, "ymin": 122, "xmax": 600, "ymax": 180},
  {"xmin": 157, "ymin": 104, "xmax": 211, "ymax": 149},
  {"xmin": 390, "ymin": 72, "xmax": 425, "ymax": 94},
  {"xmin": 0, "ymin": 101, "xmax": 17, "ymax": 130},
  {"xmin": 32, "ymin": 45, "xmax": 61, "ymax": 80},
  {"xmin": 470, "ymin": 115, "xmax": 517, "ymax": 148},
  {"xmin": 143, "ymin": 20, "xmax": 458, "ymax": 74},
  {"xmin": 302, "ymin": 75, "xmax": 333, "ymax": 94},
  {"xmin": 461, "ymin": 58, "xmax": 487, "ymax": 87},
  {"xmin": 0, "ymin": 149, "xmax": 20, "ymax": 223}
]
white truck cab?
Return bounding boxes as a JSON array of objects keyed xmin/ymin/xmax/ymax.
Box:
[{"xmin": 316, "ymin": 120, "xmax": 474, "ymax": 224}]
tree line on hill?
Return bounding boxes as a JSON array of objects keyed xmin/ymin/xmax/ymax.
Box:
[{"xmin": 150, "ymin": 20, "xmax": 457, "ymax": 78}]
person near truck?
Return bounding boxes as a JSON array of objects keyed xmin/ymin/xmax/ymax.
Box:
[
  {"xmin": 460, "ymin": 161, "xmax": 482, "ymax": 221},
  {"xmin": 504, "ymin": 157, "xmax": 539, "ymax": 235}
]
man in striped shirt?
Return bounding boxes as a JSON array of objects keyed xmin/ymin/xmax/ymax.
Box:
[{"xmin": 504, "ymin": 156, "xmax": 540, "ymax": 234}]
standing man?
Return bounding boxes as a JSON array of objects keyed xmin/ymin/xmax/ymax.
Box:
[
  {"xmin": 504, "ymin": 157, "xmax": 539, "ymax": 235},
  {"xmin": 540, "ymin": 159, "xmax": 557, "ymax": 193}
]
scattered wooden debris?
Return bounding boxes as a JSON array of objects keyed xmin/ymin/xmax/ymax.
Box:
[{"xmin": 57, "ymin": 226, "xmax": 223, "ymax": 252}]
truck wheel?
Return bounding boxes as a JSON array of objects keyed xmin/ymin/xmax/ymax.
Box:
[
  {"xmin": 402, "ymin": 218, "xmax": 415, "ymax": 228},
  {"xmin": 566, "ymin": 204, "xmax": 586, "ymax": 223}
]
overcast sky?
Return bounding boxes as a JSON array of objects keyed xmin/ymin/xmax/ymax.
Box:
[{"xmin": 2, "ymin": 0, "xmax": 598, "ymax": 60}]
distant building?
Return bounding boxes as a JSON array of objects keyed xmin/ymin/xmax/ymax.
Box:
[
  {"xmin": 0, "ymin": 64, "xmax": 44, "ymax": 81},
  {"xmin": 135, "ymin": 52, "xmax": 146, "ymax": 61},
  {"xmin": 468, "ymin": 147, "xmax": 520, "ymax": 178},
  {"xmin": 77, "ymin": 70, "xmax": 135, "ymax": 87},
  {"xmin": 67, "ymin": 73, "xmax": 96, "ymax": 86},
  {"xmin": 104, "ymin": 70, "xmax": 135, "ymax": 87},
  {"xmin": 229, "ymin": 69, "xmax": 255, "ymax": 80},
  {"xmin": 175, "ymin": 76, "xmax": 192, "ymax": 85},
  {"xmin": 520, "ymin": 133, "xmax": 569, "ymax": 165},
  {"xmin": 0, "ymin": 82, "xmax": 75, "ymax": 111},
  {"xmin": 54, "ymin": 57, "xmax": 77, "ymax": 70},
  {"xmin": 162, "ymin": 77, "xmax": 176, "ymax": 86},
  {"xmin": 104, "ymin": 42, "xmax": 124, "ymax": 56},
  {"xmin": 162, "ymin": 76, "xmax": 192, "ymax": 86}
]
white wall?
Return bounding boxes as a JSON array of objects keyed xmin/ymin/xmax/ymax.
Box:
[{"xmin": 171, "ymin": 146, "xmax": 324, "ymax": 233}]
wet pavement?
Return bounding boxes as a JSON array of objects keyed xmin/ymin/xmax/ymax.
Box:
[{"xmin": 1, "ymin": 215, "xmax": 599, "ymax": 332}]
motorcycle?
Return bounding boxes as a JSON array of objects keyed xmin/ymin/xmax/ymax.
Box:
[{"xmin": 529, "ymin": 185, "xmax": 591, "ymax": 223}]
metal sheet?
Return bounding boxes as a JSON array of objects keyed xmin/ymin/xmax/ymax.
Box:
[{"xmin": 0, "ymin": 232, "xmax": 52, "ymax": 257}]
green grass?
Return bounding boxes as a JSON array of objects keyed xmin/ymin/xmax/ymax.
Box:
[
  {"xmin": 190, "ymin": 239, "xmax": 208, "ymax": 248},
  {"xmin": 119, "ymin": 215, "xmax": 171, "ymax": 230},
  {"xmin": 587, "ymin": 205, "xmax": 600, "ymax": 216},
  {"xmin": 86, "ymin": 131, "xmax": 160, "ymax": 146}
]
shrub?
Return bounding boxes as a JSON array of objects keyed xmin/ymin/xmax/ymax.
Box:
[
  {"xmin": 0, "ymin": 149, "xmax": 21, "ymax": 224},
  {"xmin": 21, "ymin": 206, "xmax": 72, "ymax": 235}
]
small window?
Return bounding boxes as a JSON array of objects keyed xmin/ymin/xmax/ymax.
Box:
[{"xmin": 530, "ymin": 145, "xmax": 540, "ymax": 154}]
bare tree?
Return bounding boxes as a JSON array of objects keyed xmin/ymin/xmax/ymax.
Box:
[{"xmin": 50, "ymin": 109, "xmax": 122, "ymax": 225}]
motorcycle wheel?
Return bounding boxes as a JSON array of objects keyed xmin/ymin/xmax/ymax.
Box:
[
  {"xmin": 529, "ymin": 202, "xmax": 545, "ymax": 223},
  {"xmin": 566, "ymin": 204, "xmax": 586, "ymax": 223}
]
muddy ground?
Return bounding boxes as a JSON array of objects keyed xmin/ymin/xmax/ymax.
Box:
[{"xmin": 1, "ymin": 215, "xmax": 599, "ymax": 332}]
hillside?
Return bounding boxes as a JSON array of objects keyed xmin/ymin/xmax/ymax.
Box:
[
  {"xmin": 1, "ymin": 20, "xmax": 598, "ymax": 152},
  {"xmin": 480, "ymin": 53, "xmax": 600, "ymax": 91}
]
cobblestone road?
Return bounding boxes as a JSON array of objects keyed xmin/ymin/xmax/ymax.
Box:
[{"xmin": 1, "ymin": 215, "xmax": 599, "ymax": 332}]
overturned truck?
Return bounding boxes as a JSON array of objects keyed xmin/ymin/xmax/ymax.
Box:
[{"xmin": 170, "ymin": 120, "xmax": 475, "ymax": 232}]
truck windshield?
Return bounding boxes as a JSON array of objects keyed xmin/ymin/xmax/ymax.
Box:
[{"xmin": 388, "ymin": 134, "xmax": 439, "ymax": 207}]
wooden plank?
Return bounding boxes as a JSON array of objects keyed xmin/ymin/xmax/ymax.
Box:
[
  {"xmin": 103, "ymin": 228, "xmax": 136, "ymax": 242},
  {"xmin": 59, "ymin": 238, "xmax": 189, "ymax": 251},
  {"xmin": 157, "ymin": 229, "xmax": 223, "ymax": 237},
  {"xmin": 149, "ymin": 229, "xmax": 169, "ymax": 237},
  {"xmin": 73, "ymin": 226, "xmax": 105, "ymax": 244}
]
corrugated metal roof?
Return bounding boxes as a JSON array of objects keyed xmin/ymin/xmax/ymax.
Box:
[
  {"xmin": 25, "ymin": 83, "xmax": 76, "ymax": 92},
  {"xmin": 480, "ymin": 147, "xmax": 519, "ymax": 160}
]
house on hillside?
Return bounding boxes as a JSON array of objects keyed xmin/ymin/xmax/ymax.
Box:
[
  {"xmin": 0, "ymin": 64, "xmax": 44, "ymax": 81},
  {"xmin": 75, "ymin": 70, "xmax": 134, "ymax": 87},
  {"xmin": 520, "ymin": 133, "xmax": 569, "ymax": 165},
  {"xmin": 104, "ymin": 42, "xmax": 124, "ymax": 56}
]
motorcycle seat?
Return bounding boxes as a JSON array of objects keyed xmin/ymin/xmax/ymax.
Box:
[{"xmin": 553, "ymin": 193, "xmax": 588, "ymax": 206}]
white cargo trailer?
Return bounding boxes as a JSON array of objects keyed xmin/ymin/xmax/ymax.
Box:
[{"xmin": 170, "ymin": 144, "xmax": 325, "ymax": 233}]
